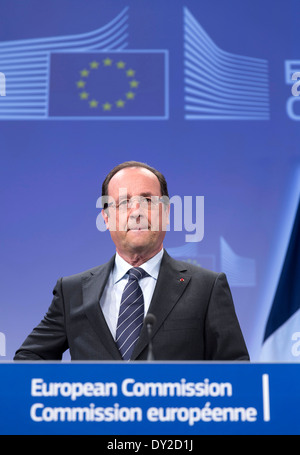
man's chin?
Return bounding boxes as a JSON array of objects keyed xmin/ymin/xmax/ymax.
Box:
[{"xmin": 126, "ymin": 229, "xmax": 153, "ymax": 247}]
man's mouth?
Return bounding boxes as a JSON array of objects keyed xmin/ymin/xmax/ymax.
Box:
[
  {"xmin": 127, "ymin": 219, "xmax": 150, "ymax": 231},
  {"xmin": 128, "ymin": 227, "xmax": 148, "ymax": 231}
]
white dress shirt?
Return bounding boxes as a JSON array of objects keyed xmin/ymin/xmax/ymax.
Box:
[{"xmin": 100, "ymin": 248, "xmax": 164, "ymax": 340}]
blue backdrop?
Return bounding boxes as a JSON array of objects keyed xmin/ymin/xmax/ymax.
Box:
[{"xmin": 1, "ymin": 0, "xmax": 299, "ymax": 361}]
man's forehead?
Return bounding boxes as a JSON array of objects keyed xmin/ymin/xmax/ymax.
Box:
[{"xmin": 108, "ymin": 167, "xmax": 160, "ymax": 192}]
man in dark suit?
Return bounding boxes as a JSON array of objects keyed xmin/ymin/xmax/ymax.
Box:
[{"xmin": 14, "ymin": 161, "xmax": 249, "ymax": 361}]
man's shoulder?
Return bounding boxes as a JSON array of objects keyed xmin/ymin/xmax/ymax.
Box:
[{"xmin": 163, "ymin": 250, "xmax": 220, "ymax": 279}]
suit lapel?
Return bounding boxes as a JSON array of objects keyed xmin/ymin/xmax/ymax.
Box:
[
  {"xmin": 81, "ymin": 255, "xmax": 122, "ymax": 360},
  {"xmin": 131, "ymin": 250, "xmax": 191, "ymax": 360}
]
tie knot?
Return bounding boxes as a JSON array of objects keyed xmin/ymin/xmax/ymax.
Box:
[{"xmin": 128, "ymin": 267, "xmax": 148, "ymax": 281}]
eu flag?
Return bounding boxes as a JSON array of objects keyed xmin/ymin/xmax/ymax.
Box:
[
  {"xmin": 48, "ymin": 51, "xmax": 168, "ymax": 119},
  {"xmin": 261, "ymin": 198, "xmax": 300, "ymax": 361}
]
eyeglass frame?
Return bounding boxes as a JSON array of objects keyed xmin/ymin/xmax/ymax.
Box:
[{"xmin": 103, "ymin": 195, "xmax": 170, "ymax": 212}]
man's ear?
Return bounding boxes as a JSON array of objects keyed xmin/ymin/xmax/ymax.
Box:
[
  {"xmin": 101, "ymin": 208, "xmax": 109, "ymax": 230},
  {"xmin": 102, "ymin": 208, "xmax": 117, "ymax": 231},
  {"xmin": 157, "ymin": 200, "xmax": 170, "ymax": 232},
  {"xmin": 165, "ymin": 203, "xmax": 170, "ymax": 225}
]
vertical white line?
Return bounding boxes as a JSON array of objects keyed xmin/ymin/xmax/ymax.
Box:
[
  {"xmin": 0, "ymin": 72, "xmax": 6, "ymax": 96},
  {"xmin": 45, "ymin": 52, "xmax": 50, "ymax": 117},
  {"xmin": 262, "ymin": 374, "xmax": 271, "ymax": 422},
  {"xmin": 164, "ymin": 50, "xmax": 169, "ymax": 119},
  {"xmin": 0, "ymin": 332, "xmax": 6, "ymax": 356}
]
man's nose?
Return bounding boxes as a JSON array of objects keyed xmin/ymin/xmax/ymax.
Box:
[
  {"xmin": 128, "ymin": 198, "xmax": 143, "ymax": 213},
  {"xmin": 129, "ymin": 204, "xmax": 143, "ymax": 218}
]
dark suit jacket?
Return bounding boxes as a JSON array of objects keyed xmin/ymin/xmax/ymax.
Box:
[{"xmin": 14, "ymin": 250, "xmax": 249, "ymax": 361}]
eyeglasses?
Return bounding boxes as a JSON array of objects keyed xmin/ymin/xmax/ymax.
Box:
[{"xmin": 106, "ymin": 196, "xmax": 166, "ymax": 212}]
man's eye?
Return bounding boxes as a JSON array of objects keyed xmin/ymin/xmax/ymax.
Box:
[{"xmin": 118, "ymin": 200, "xmax": 128, "ymax": 207}]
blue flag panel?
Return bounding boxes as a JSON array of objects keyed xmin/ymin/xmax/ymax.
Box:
[{"xmin": 49, "ymin": 51, "xmax": 168, "ymax": 119}]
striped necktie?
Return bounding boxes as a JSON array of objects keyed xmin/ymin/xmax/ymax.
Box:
[{"xmin": 116, "ymin": 267, "xmax": 148, "ymax": 360}]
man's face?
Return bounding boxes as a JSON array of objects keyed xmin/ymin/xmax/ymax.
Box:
[{"xmin": 102, "ymin": 167, "xmax": 169, "ymax": 260}]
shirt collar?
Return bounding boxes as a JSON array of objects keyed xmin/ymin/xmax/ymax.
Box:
[{"xmin": 113, "ymin": 248, "xmax": 164, "ymax": 284}]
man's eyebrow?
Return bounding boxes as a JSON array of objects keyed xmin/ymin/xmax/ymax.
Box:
[
  {"xmin": 119, "ymin": 192, "xmax": 157, "ymax": 199},
  {"xmin": 140, "ymin": 192, "xmax": 156, "ymax": 197}
]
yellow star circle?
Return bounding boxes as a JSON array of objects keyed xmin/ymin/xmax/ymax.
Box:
[{"xmin": 76, "ymin": 57, "xmax": 139, "ymax": 112}]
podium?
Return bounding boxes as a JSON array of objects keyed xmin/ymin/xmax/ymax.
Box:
[{"xmin": 0, "ymin": 362, "xmax": 299, "ymax": 435}]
